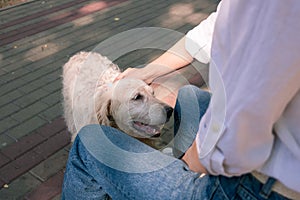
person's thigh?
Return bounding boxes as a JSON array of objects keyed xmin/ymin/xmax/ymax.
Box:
[{"xmin": 62, "ymin": 125, "xmax": 221, "ymax": 200}]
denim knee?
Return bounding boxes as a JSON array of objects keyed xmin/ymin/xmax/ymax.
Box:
[
  {"xmin": 177, "ymin": 85, "xmax": 211, "ymax": 107},
  {"xmin": 177, "ymin": 85, "xmax": 199, "ymax": 99},
  {"xmin": 175, "ymin": 85, "xmax": 211, "ymax": 130}
]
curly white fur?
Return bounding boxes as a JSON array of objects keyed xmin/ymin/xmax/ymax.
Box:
[{"xmin": 62, "ymin": 52, "xmax": 120, "ymax": 141}]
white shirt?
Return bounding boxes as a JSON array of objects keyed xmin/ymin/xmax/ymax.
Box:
[{"xmin": 185, "ymin": 0, "xmax": 300, "ymax": 193}]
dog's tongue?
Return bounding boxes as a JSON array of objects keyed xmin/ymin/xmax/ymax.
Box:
[{"xmin": 134, "ymin": 122, "xmax": 161, "ymax": 135}]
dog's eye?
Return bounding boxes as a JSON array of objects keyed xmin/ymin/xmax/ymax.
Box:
[{"xmin": 132, "ymin": 93, "xmax": 143, "ymax": 100}]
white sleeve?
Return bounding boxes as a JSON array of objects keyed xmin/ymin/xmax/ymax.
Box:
[{"xmin": 185, "ymin": 3, "xmax": 221, "ymax": 64}]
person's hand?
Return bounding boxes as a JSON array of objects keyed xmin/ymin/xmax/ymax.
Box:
[
  {"xmin": 181, "ymin": 140, "xmax": 207, "ymax": 174},
  {"xmin": 114, "ymin": 67, "xmax": 155, "ymax": 84}
]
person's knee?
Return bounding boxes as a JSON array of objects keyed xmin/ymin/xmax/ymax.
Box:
[
  {"xmin": 178, "ymin": 85, "xmax": 211, "ymax": 103},
  {"xmin": 178, "ymin": 85, "xmax": 199, "ymax": 98},
  {"xmin": 76, "ymin": 124, "xmax": 102, "ymax": 139}
]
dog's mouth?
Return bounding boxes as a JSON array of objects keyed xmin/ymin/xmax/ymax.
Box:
[{"xmin": 132, "ymin": 121, "xmax": 163, "ymax": 138}]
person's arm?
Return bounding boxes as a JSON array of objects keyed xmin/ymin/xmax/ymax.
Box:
[
  {"xmin": 115, "ymin": 2, "xmax": 220, "ymax": 84},
  {"xmin": 114, "ymin": 37, "xmax": 193, "ymax": 84}
]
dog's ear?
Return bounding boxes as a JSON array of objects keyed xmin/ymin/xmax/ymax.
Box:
[{"xmin": 95, "ymin": 91, "xmax": 116, "ymax": 127}]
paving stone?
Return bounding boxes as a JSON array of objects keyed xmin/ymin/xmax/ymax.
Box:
[
  {"xmin": 0, "ymin": 0, "xmax": 76, "ymax": 22},
  {"xmin": 19, "ymin": 65, "xmax": 55, "ymax": 83},
  {"xmin": 1, "ymin": 0, "xmax": 168, "ymax": 72},
  {"xmin": 0, "ymin": 131, "xmax": 69, "ymax": 185},
  {"xmin": 0, "ymin": 67, "xmax": 30, "ymax": 83},
  {"xmin": 13, "ymin": 88, "xmax": 49, "ymax": 108},
  {"xmin": 11, "ymin": 101, "xmax": 48, "ymax": 122},
  {"xmin": 36, "ymin": 117, "xmax": 66, "ymax": 139},
  {"xmin": 51, "ymin": 194, "xmax": 62, "ymax": 200},
  {"xmin": 41, "ymin": 90, "xmax": 62, "ymax": 106},
  {"xmin": 0, "ymin": 133, "xmax": 16, "ymax": 150},
  {"xmin": 31, "ymin": 149, "xmax": 68, "ymax": 180},
  {"xmin": 0, "ymin": 0, "xmax": 91, "ymax": 35},
  {"xmin": 1, "ymin": 132, "xmax": 45, "ymax": 160},
  {"xmin": 0, "ymin": 77, "xmax": 27, "ymax": 96},
  {"xmin": 0, "ymin": 117, "xmax": 19, "ymax": 134},
  {"xmin": 1, "ymin": 60, "xmax": 28, "ymax": 74},
  {"xmin": 0, "ymin": 0, "xmax": 146, "ymax": 55},
  {"xmin": 18, "ymin": 72, "xmax": 60, "ymax": 94},
  {"xmin": 0, "ymin": 173, "xmax": 41, "ymax": 199},
  {"xmin": 0, "ymin": 179, "xmax": 5, "ymax": 190},
  {"xmin": 63, "ymin": 143, "xmax": 72, "ymax": 152},
  {"xmin": 1, "ymin": 0, "xmax": 126, "ymax": 47},
  {"xmin": 0, "ymin": 117, "xmax": 65, "ymax": 161},
  {"xmin": 0, "ymin": 89, "xmax": 24, "ymax": 107},
  {"xmin": 0, "ymin": 151, "xmax": 43, "ymax": 183},
  {"xmin": 0, "ymin": 152, "xmax": 10, "ymax": 168},
  {"xmin": 0, "ymin": 103, "xmax": 20, "ymax": 120},
  {"xmin": 42, "ymin": 68, "xmax": 62, "ymax": 80},
  {"xmin": 42, "ymin": 79, "xmax": 62, "ymax": 93},
  {"xmin": 8, "ymin": 116, "xmax": 47, "ymax": 140},
  {"xmin": 0, "ymin": 68, "xmax": 6, "ymax": 76},
  {"xmin": 39, "ymin": 103, "xmax": 63, "ymax": 122},
  {"xmin": 18, "ymin": 78, "xmax": 49, "ymax": 94},
  {"xmin": 33, "ymin": 130, "xmax": 71, "ymax": 160},
  {"xmin": 24, "ymin": 170, "xmax": 64, "ymax": 200}
]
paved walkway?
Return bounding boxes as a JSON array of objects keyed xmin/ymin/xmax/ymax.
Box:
[{"xmin": 0, "ymin": 0, "xmax": 218, "ymax": 199}]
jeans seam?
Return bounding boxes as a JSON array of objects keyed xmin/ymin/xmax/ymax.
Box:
[
  {"xmin": 170, "ymin": 169, "xmax": 198, "ymax": 199},
  {"xmin": 236, "ymin": 185, "xmax": 258, "ymax": 200},
  {"xmin": 216, "ymin": 176, "xmax": 230, "ymax": 200},
  {"xmin": 236, "ymin": 176, "xmax": 258, "ymax": 200}
]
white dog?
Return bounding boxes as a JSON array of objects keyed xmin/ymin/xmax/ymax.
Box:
[{"xmin": 62, "ymin": 52, "xmax": 173, "ymax": 144}]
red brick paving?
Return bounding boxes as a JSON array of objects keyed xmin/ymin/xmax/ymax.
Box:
[
  {"xmin": 1, "ymin": 117, "xmax": 65, "ymax": 160},
  {"xmin": 0, "ymin": 118, "xmax": 70, "ymax": 186},
  {"xmin": 24, "ymin": 170, "xmax": 64, "ymax": 200},
  {"xmin": 1, "ymin": 132, "xmax": 44, "ymax": 160},
  {"xmin": 0, "ymin": 0, "xmax": 128, "ymax": 46},
  {"xmin": 0, "ymin": 0, "xmax": 89, "ymax": 30},
  {"xmin": 0, "ymin": 153, "xmax": 10, "ymax": 168}
]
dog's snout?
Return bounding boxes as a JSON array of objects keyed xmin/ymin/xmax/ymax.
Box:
[{"xmin": 165, "ymin": 106, "xmax": 173, "ymax": 120}]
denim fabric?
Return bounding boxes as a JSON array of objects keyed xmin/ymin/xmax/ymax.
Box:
[
  {"xmin": 62, "ymin": 86, "xmax": 289, "ymax": 200},
  {"xmin": 173, "ymin": 85, "xmax": 211, "ymax": 158}
]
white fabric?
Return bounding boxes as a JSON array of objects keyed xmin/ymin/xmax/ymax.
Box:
[
  {"xmin": 185, "ymin": 0, "xmax": 300, "ymax": 193},
  {"xmin": 185, "ymin": 9, "xmax": 217, "ymax": 64}
]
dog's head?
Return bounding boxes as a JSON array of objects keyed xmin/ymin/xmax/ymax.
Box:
[{"xmin": 95, "ymin": 78, "xmax": 173, "ymax": 138}]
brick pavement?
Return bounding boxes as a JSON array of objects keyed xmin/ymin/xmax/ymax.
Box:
[{"xmin": 0, "ymin": 0, "xmax": 218, "ymax": 199}]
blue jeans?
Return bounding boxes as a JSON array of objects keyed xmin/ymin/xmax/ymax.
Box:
[{"xmin": 62, "ymin": 86, "xmax": 288, "ymax": 200}]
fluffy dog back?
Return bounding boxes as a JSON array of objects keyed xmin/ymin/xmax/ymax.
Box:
[{"xmin": 62, "ymin": 52, "xmax": 120, "ymax": 140}]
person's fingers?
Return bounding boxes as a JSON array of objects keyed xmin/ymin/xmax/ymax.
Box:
[
  {"xmin": 113, "ymin": 67, "xmax": 133, "ymax": 82},
  {"xmin": 113, "ymin": 74, "xmax": 124, "ymax": 82},
  {"xmin": 144, "ymin": 77, "xmax": 154, "ymax": 85}
]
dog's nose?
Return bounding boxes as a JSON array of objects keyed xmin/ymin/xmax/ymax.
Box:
[{"xmin": 165, "ymin": 106, "xmax": 173, "ymax": 120}]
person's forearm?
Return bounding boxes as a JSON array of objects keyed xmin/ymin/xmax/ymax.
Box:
[
  {"xmin": 114, "ymin": 37, "xmax": 194, "ymax": 84},
  {"xmin": 144, "ymin": 36, "xmax": 194, "ymax": 79}
]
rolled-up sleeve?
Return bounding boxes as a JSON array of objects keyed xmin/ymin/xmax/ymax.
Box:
[
  {"xmin": 185, "ymin": 3, "xmax": 220, "ymax": 64},
  {"xmin": 195, "ymin": 0, "xmax": 300, "ymax": 176}
]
